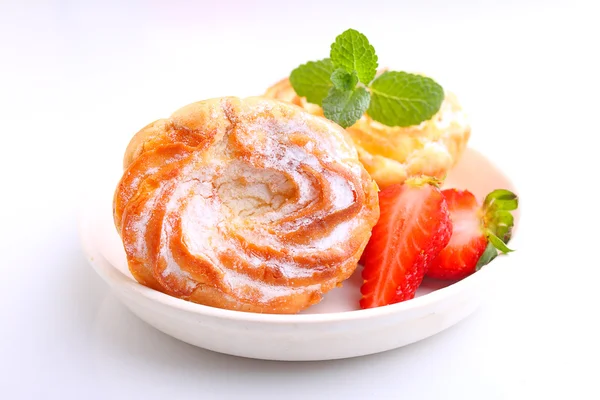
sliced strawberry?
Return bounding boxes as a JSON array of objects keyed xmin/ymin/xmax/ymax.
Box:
[
  {"xmin": 427, "ymin": 188, "xmax": 518, "ymax": 280},
  {"xmin": 426, "ymin": 190, "xmax": 487, "ymax": 280},
  {"xmin": 359, "ymin": 178, "xmax": 452, "ymax": 309}
]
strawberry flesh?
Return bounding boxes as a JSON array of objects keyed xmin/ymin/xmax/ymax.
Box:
[
  {"xmin": 359, "ymin": 182, "xmax": 452, "ymax": 309},
  {"xmin": 427, "ymin": 189, "xmax": 487, "ymax": 280}
]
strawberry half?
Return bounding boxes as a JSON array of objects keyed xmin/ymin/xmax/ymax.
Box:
[
  {"xmin": 427, "ymin": 188, "xmax": 518, "ymax": 280},
  {"xmin": 359, "ymin": 178, "xmax": 452, "ymax": 309}
]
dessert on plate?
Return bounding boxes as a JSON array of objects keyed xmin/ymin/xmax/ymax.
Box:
[
  {"xmin": 113, "ymin": 96, "xmax": 380, "ymax": 314},
  {"xmin": 264, "ymin": 77, "xmax": 471, "ymax": 190},
  {"xmin": 111, "ymin": 28, "xmax": 518, "ymax": 315}
]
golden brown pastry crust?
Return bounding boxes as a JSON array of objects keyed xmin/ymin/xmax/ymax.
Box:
[
  {"xmin": 264, "ymin": 77, "xmax": 471, "ymax": 189},
  {"xmin": 113, "ymin": 97, "xmax": 380, "ymax": 314}
]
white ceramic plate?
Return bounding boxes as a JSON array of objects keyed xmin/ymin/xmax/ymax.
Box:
[{"xmin": 78, "ymin": 147, "xmax": 519, "ymax": 361}]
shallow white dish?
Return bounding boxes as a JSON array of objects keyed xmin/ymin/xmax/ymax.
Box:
[{"xmin": 78, "ymin": 147, "xmax": 519, "ymax": 361}]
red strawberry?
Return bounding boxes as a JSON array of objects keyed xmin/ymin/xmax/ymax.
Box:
[
  {"xmin": 359, "ymin": 178, "xmax": 452, "ymax": 309},
  {"xmin": 427, "ymin": 188, "xmax": 518, "ymax": 280}
]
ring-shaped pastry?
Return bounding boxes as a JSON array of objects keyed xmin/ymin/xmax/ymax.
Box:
[{"xmin": 113, "ymin": 97, "xmax": 380, "ymax": 314}]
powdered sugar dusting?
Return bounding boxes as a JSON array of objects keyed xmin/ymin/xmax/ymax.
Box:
[
  {"xmin": 128, "ymin": 189, "xmax": 159, "ymax": 257},
  {"xmin": 224, "ymin": 269, "xmax": 320, "ymax": 303},
  {"xmin": 328, "ymin": 173, "xmax": 354, "ymax": 210},
  {"xmin": 120, "ymin": 98, "xmax": 376, "ymax": 309},
  {"xmin": 158, "ymin": 180, "xmax": 197, "ymax": 290}
]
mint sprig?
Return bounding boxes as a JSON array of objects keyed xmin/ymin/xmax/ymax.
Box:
[
  {"xmin": 289, "ymin": 59, "xmax": 335, "ymax": 105},
  {"xmin": 330, "ymin": 29, "xmax": 378, "ymax": 85},
  {"xmin": 369, "ymin": 71, "xmax": 444, "ymax": 127},
  {"xmin": 330, "ymin": 68, "xmax": 359, "ymax": 91},
  {"xmin": 323, "ymin": 87, "xmax": 370, "ymax": 129},
  {"xmin": 289, "ymin": 29, "xmax": 444, "ymax": 129}
]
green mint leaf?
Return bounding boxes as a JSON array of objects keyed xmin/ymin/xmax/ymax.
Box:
[
  {"xmin": 475, "ymin": 242, "xmax": 498, "ymax": 271},
  {"xmin": 322, "ymin": 87, "xmax": 370, "ymax": 128},
  {"xmin": 289, "ymin": 58, "xmax": 335, "ymax": 105},
  {"xmin": 330, "ymin": 29, "xmax": 378, "ymax": 84},
  {"xmin": 368, "ymin": 71, "xmax": 444, "ymax": 127},
  {"xmin": 331, "ymin": 68, "xmax": 359, "ymax": 91}
]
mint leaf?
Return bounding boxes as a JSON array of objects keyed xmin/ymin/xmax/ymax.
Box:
[
  {"xmin": 322, "ymin": 87, "xmax": 370, "ymax": 128},
  {"xmin": 368, "ymin": 71, "xmax": 444, "ymax": 127},
  {"xmin": 331, "ymin": 68, "xmax": 359, "ymax": 91},
  {"xmin": 330, "ymin": 29, "xmax": 378, "ymax": 84},
  {"xmin": 289, "ymin": 58, "xmax": 335, "ymax": 105}
]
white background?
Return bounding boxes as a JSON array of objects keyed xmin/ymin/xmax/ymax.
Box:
[{"xmin": 1, "ymin": 0, "xmax": 599, "ymax": 398}]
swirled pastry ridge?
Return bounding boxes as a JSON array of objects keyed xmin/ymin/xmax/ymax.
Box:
[
  {"xmin": 113, "ymin": 97, "xmax": 380, "ymax": 314},
  {"xmin": 264, "ymin": 77, "xmax": 471, "ymax": 189}
]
